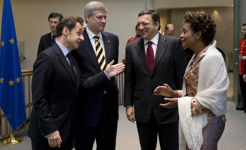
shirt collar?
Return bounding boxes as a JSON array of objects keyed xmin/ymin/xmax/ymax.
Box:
[
  {"xmin": 144, "ymin": 33, "xmax": 159, "ymax": 45},
  {"xmin": 86, "ymin": 28, "xmax": 102, "ymax": 40},
  {"xmin": 51, "ymin": 33, "xmax": 55, "ymax": 38},
  {"xmin": 55, "ymin": 40, "xmax": 70, "ymax": 57}
]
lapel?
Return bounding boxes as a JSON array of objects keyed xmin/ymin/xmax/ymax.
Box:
[
  {"xmin": 47, "ymin": 32, "xmax": 52, "ymax": 47},
  {"xmin": 101, "ymin": 32, "xmax": 111, "ymax": 65},
  {"xmin": 136, "ymin": 38, "xmax": 150, "ymax": 74},
  {"xmin": 81, "ymin": 30, "xmax": 101, "ymax": 72},
  {"xmin": 152, "ymin": 34, "xmax": 168, "ymax": 75},
  {"xmin": 53, "ymin": 43, "xmax": 77, "ymax": 85}
]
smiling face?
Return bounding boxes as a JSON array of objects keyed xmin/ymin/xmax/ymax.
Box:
[
  {"xmin": 66, "ymin": 22, "xmax": 84, "ymax": 50},
  {"xmin": 137, "ymin": 14, "xmax": 159, "ymax": 40},
  {"xmin": 180, "ymin": 23, "xmax": 197, "ymax": 50},
  {"xmin": 86, "ymin": 10, "xmax": 107, "ymax": 35}
]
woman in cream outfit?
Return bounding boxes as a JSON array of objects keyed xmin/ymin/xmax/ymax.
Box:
[{"xmin": 154, "ymin": 12, "xmax": 229, "ymax": 150}]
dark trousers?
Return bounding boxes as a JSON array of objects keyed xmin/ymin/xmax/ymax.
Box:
[
  {"xmin": 74, "ymin": 101, "xmax": 117, "ymax": 150},
  {"xmin": 136, "ymin": 112, "xmax": 178, "ymax": 150},
  {"xmin": 239, "ymin": 75, "xmax": 246, "ymax": 106},
  {"xmin": 31, "ymin": 138, "xmax": 72, "ymax": 150}
]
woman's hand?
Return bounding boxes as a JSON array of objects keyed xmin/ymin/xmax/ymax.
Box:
[
  {"xmin": 154, "ymin": 83, "xmax": 174, "ymax": 97},
  {"xmin": 160, "ymin": 98, "xmax": 178, "ymax": 109}
]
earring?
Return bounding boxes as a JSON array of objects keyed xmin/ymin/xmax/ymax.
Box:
[{"xmin": 197, "ymin": 37, "xmax": 199, "ymax": 40}]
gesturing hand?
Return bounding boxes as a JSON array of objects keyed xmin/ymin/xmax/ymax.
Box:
[
  {"xmin": 154, "ymin": 83, "xmax": 174, "ymax": 97},
  {"xmin": 47, "ymin": 131, "xmax": 62, "ymax": 148},
  {"xmin": 104, "ymin": 60, "xmax": 125, "ymax": 77},
  {"xmin": 160, "ymin": 98, "xmax": 178, "ymax": 109}
]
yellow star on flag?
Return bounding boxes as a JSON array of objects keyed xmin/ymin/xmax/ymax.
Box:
[
  {"xmin": 8, "ymin": 80, "xmax": 14, "ymax": 86},
  {"xmin": 9, "ymin": 38, "xmax": 14, "ymax": 44},
  {"xmin": 16, "ymin": 77, "xmax": 21, "ymax": 83},
  {"xmin": 1, "ymin": 41, "xmax": 4, "ymax": 46},
  {"xmin": 0, "ymin": 78, "xmax": 4, "ymax": 83}
]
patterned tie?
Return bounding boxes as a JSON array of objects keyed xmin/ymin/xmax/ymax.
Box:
[
  {"xmin": 146, "ymin": 41, "xmax": 154, "ymax": 73},
  {"xmin": 94, "ymin": 35, "xmax": 106, "ymax": 70}
]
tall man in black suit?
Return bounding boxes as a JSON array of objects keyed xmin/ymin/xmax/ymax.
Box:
[
  {"xmin": 28, "ymin": 16, "xmax": 84, "ymax": 150},
  {"xmin": 37, "ymin": 12, "xmax": 63, "ymax": 56},
  {"xmin": 124, "ymin": 9, "xmax": 186, "ymax": 150},
  {"xmin": 72, "ymin": 1, "xmax": 124, "ymax": 150}
]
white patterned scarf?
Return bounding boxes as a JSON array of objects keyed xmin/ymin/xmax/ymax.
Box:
[{"xmin": 178, "ymin": 40, "xmax": 229, "ymax": 150}]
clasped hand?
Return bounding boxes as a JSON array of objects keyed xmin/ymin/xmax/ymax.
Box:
[
  {"xmin": 47, "ymin": 130, "xmax": 62, "ymax": 148},
  {"xmin": 154, "ymin": 83, "xmax": 178, "ymax": 109}
]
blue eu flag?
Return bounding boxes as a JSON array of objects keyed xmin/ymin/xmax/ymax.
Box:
[{"xmin": 0, "ymin": 0, "xmax": 26, "ymax": 131}]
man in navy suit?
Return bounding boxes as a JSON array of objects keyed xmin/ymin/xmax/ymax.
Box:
[
  {"xmin": 28, "ymin": 16, "xmax": 84, "ymax": 150},
  {"xmin": 72, "ymin": 1, "xmax": 124, "ymax": 150},
  {"xmin": 124, "ymin": 9, "xmax": 186, "ymax": 150},
  {"xmin": 37, "ymin": 12, "xmax": 63, "ymax": 56}
]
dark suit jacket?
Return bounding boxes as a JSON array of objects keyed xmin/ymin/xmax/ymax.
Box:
[
  {"xmin": 28, "ymin": 43, "xmax": 80, "ymax": 144},
  {"xmin": 37, "ymin": 32, "xmax": 52, "ymax": 56},
  {"xmin": 124, "ymin": 33, "xmax": 186, "ymax": 124},
  {"xmin": 72, "ymin": 30, "xmax": 119, "ymax": 127}
]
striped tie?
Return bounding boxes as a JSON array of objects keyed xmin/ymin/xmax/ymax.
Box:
[{"xmin": 94, "ymin": 35, "xmax": 106, "ymax": 70}]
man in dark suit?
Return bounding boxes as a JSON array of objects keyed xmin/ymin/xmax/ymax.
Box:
[
  {"xmin": 124, "ymin": 9, "xmax": 186, "ymax": 150},
  {"xmin": 28, "ymin": 16, "xmax": 84, "ymax": 150},
  {"xmin": 72, "ymin": 1, "xmax": 124, "ymax": 150},
  {"xmin": 37, "ymin": 12, "xmax": 63, "ymax": 56}
]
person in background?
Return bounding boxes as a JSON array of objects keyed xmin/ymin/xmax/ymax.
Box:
[
  {"xmin": 127, "ymin": 25, "xmax": 141, "ymax": 43},
  {"xmin": 37, "ymin": 12, "xmax": 63, "ymax": 56},
  {"xmin": 236, "ymin": 23, "xmax": 246, "ymax": 112},
  {"xmin": 124, "ymin": 25, "xmax": 141, "ymax": 60},
  {"xmin": 124, "ymin": 9, "xmax": 186, "ymax": 150},
  {"xmin": 163, "ymin": 23, "xmax": 175, "ymax": 36},
  {"xmin": 28, "ymin": 16, "xmax": 84, "ymax": 150},
  {"xmin": 72, "ymin": 1, "xmax": 125, "ymax": 150},
  {"xmin": 154, "ymin": 11, "xmax": 229, "ymax": 150}
]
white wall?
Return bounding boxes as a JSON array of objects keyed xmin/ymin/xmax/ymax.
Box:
[
  {"xmin": 0, "ymin": 0, "xmax": 235, "ymax": 70},
  {"xmin": 0, "ymin": 0, "xmax": 145, "ymax": 69}
]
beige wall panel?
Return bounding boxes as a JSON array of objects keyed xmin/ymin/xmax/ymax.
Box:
[
  {"xmin": 158, "ymin": 10, "xmax": 168, "ymax": 34},
  {"xmin": 170, "ymin": 7, "xmax": 233, "ymax": 68},
  {"xmin": 155, "ymin": 0, "xmax": 233, "ymax": 9}
]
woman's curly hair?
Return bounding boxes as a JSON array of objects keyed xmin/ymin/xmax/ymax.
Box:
[{"xmin": 183, "ymin": 11, "xmax": 216, "ymax": 45}]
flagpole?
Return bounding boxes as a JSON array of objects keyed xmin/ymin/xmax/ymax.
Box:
[{"xmin": 2, "ymin": 128, "xmax": 23, "ymax": 145}]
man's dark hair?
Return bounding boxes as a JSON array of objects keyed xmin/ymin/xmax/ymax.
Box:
[
  {"xmin": 56, "ymin": 16, "xmax": 84, "ymax": 37},
  {"xmin": 242, "ymin": 23, "xmax": 246, "ymax": 27},
  {"xmin": 48, "ymin": 12, "xmax": 63, "ymax": 21},
  {"xmin": 165, "ymin": 24, "xmax": 169, "ymax": 30},
  {"xmin": 138, "ymin": 9, "xmax": 161, "ymax": 30}
]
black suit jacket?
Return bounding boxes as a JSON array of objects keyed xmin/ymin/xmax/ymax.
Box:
[
  {"xmin": 124, "ymin": 33, "xmax": 186, "ymax": 124},
  {"xmin": 28, "ymin": 43, "xmax": 80, "ymax": 143},
  {"xmin": 37, "ymin": 32, "xmax": 52, "ymax": 56},
  {"xmin": 72, "ymin": 30, "xmax": 119, "ymax": 127}
]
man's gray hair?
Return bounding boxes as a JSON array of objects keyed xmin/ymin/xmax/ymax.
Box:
[{"xmin": 84, "ymin": 1, "xmax": 108, "ymax": 22}]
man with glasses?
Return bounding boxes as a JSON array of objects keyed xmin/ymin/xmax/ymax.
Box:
[{"xmin": 37, "ymin": 12, "xmax": 63, "ymax": 56}]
